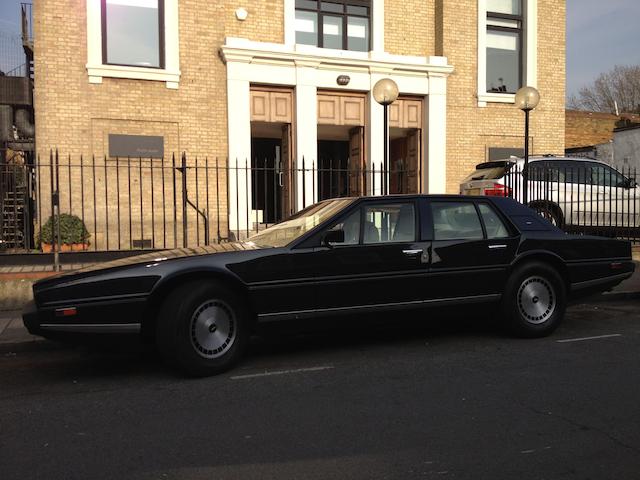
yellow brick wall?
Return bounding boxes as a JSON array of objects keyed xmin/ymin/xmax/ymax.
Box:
[
  {"xmin": 441, "ymin": 0, "xmax": 566, "ymax": 193},
  {"xmin": 33, "ymin": 0, "xmax": 566, "ymax": 246},
  {"xmin": 33, "ymin": 0, "xmax": 282, "ymax": 247},
  {"xmin": 385, "ymin": 0, "xmax": 435, "ymax": 57}
]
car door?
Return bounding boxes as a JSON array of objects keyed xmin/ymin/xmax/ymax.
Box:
[
  {"xmin": 313, "ymin": 199, "xmax": 431, "ymax": 311},
  {"xmin": 426, "ymin": 199, "xmax": 519, "ymax": 301}
]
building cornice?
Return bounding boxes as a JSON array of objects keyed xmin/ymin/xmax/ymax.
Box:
[{"xmin": 220, "ymin": 38, "xmax": 454, "ymax": 78}]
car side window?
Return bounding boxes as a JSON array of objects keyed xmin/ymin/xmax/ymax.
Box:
[
  {"xmin": 431, "ymin": 202, "xmax": 483, "ymax": 241},
  {"xmin": 478, "ymin": 203, "xmax": 510, "ymax": 239},
  {"xmin": 363, "ymin": 203, "xmax": 416, "ymax": 244},
  {"xmin": 327, "ymin": 209, "xmax": 361, "ymax": 245}
]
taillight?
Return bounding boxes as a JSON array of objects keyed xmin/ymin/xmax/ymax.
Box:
[{"xmin": 484, "ymin": 183, "xmax": 512, "ymax": 197}]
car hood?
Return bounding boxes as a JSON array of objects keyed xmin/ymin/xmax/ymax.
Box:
[{"xmin": 45, "ymin": 242, "xmax": 263, "ymax": 279}]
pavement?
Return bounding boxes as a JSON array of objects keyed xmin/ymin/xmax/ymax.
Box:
[{"xmin": 1, "ymin": 298, "xmax": 640, "ymax": 479}]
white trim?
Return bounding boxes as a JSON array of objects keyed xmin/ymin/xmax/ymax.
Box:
[
  {"xmin": 477, "ymin": 0, "xmax": 537, "ymax": 107},
  {"xmin": 284, "ymin": 0, "xmax": 384, "ymax": 54},
  {"xmin": 222, "ymin": 38, "xmax": 453, "ymax": 228},
  {"xmin": 85, "ymin": 0, "xmax": 181, "ymax": 88}
]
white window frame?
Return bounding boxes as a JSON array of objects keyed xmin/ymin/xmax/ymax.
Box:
[
  {"xmin": 477, "ymin": 0, "xmax": 537, "ymax": 106},
  {"xmin": 86, "ymin": 0, "xmax": 181, "ymax": 89},
  {"xmin": 285, "ymin": 0, "xmax": 384, "ymax": 55}
]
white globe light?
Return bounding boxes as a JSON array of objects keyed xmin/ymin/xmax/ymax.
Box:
[
  {"xmin": 373, "ymin": 78, "xmax": 399, "ymax": 106},
  {"xmin": 515, "ymin": 86, "xmax": 540, "ymax": 111}
]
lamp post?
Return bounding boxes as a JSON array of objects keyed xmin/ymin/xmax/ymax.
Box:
[
  {"xmin": 373, "ymin": 78, "xmax": 399, "ymax": 195},
  {"xmin": 515, "ymin": 86, "xmax": 540, "ymax": 204}
]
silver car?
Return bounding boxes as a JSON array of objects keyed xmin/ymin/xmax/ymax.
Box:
[{"xmin": 460, "ymin": 156, "xmax": 639, "ymax": 230}]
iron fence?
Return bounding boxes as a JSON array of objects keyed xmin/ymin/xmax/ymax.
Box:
[
  {"xmin": 0, "ymin": 152, "xmax": 419, "ymax": 253},
  {"xmin": 2, "ymin": 153, "xmax": 639, "ymax": 255}
]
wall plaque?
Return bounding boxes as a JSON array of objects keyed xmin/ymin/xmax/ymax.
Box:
[{"xmin": 108, "ymin": 134, "xmax": 164, "ymax": 158}]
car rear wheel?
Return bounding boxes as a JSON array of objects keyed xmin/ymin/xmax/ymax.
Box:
[
  {"xmin": 156, "ymin": 281, "xmax": 251, "ymax": 376},
  {"xmin": 501, "ymin": 262, "xmax": 566, "ymax": 337},
  {"xmin": 532, "ymin": 203, "xmax": 563, "ymax": 228}
]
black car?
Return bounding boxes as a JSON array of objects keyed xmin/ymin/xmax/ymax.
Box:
[{"xmin": 24, "ymin": 195, "xmax": 635, "ymax": 376}]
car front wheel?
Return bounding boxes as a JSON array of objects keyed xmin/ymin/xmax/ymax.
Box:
[
  {"xmin": 157, "ymin": 280, "xmax": 251, "ymax": 376},
  {"xmin": 501, "ymin": 262, "xmax": 566, "ymax": 338}
]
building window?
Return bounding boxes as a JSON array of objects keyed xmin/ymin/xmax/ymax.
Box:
[
  {"xmin": 295, "ymin": 0, "xmax": 370, "ymax": 52},
  {"xmin": 486, "ymin": 0, "xmax": 522, "ymax": 94},
  {"xmin": 102, "ymin": 0, "xmax": 164, "ymax": 68}
]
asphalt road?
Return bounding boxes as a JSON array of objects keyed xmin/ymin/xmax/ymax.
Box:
[{"xmin": 1, "ymin": 300, "xmax": 640, "ymax": 480}]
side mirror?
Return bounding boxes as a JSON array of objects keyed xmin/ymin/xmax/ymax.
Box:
[{"xmin": 323, "ymin": 229, "xmax": 345, "ymax": 247}]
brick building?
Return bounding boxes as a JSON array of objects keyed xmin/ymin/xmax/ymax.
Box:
[{"xmin": 31, "ymin": 0, "xmax": 566, "ymax": 249}]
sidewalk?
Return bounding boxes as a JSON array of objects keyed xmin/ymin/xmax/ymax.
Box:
[{"xmin": 1, "ymin": 261, "xmax": 638, "ymax": 351}]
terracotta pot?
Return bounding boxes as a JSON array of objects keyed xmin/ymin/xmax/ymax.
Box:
[{"xmin": 41, "ymin": 243, "xmax": 89, "ymax": 253}]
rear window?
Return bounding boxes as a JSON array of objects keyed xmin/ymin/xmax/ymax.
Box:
[{"xmin": 462, "ymin": 161, "xmax": 514, "ymax": 183}]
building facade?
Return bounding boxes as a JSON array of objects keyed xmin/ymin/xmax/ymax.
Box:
[{"xmin": 32, "ymin": 0, "xmax": 566, "ymax": 249}]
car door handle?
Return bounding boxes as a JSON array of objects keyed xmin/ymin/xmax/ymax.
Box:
[
  {"xmin": 402, "ymin": 249, "xmax": 423, "ymax": 256},
  {"xmin": 488, "ymin": 244, "xmax": 507, "ymax": 250}
]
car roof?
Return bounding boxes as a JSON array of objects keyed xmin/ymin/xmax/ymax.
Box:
[{"xmin": 494, "ymin": 155, "xmax": 610, "ymax": 166}]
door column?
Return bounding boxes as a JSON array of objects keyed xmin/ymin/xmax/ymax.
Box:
[
  {"xmin": 227, "ymin": 65, "xmax": 252, "ymax": 234},
  {"xmin": 426, "ymin": 73, "xmax": 448, "ymax": 194},
  {"xmin": 295, "ymin": 62, "xmax": 319, "ymax": 210}
]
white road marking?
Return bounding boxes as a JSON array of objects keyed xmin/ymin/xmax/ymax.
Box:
[
  {"xmin": 230, "ymin": 365, "xmax": 334, "ymax": 380},
  {"xmin": 557, "ymin": 334, "xmax": 622, "ymax": 343}
]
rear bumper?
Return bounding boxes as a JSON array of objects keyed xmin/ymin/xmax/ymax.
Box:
[{"xmin": 570, "ymin": 261, "xmax": 635, "ymax": 297}]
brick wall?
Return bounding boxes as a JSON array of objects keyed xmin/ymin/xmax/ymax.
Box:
[
  {"xmin": 33, "ymin": 0, "xmax": 567, "ymax": 246},
  {"xmin": 441, "ymin": 0, "xmax": 566, "ymax": 193},
  {"xmin": 385, "ymin": 0, "xmax": 435, "ymax": 57},
  {"xmin": 33, "ymin": 0, "xmax": 277, "ymax": 247}
]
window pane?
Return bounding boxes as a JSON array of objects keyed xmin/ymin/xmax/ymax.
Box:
[
  {"xmin": 330, "ymin": 209, "xmax": 360, "ymax": 245},
  {"xmin": 347, "ymin": 16, "xmax": 369, "ymax": 51},
  {"xmin": 486, "ymin": 29, "xmax": 520, "ymax": 93},
  {"xmin": 295, "ymin": 10, "xmax": 318, "ymax": 46},
  {"xmin": 346, "ymin": 5, "xmax": 368, "ymax": 16},
  {"xmin": 105, "ymin": 0, "xmax": 160, "ymax": 67},
  {"xmin": 296, "ymin": 0, "xmax": 317, "ymax": 9},
  {"xmin": 363, "ymin": 203, "xmax": 415, "ymax": 244},
  {"xmin": 321, "ymin": 2, "xmax": 343, "ymax": 13},
  {"xmin": 486, "ymin": 17, "xmax": 520, "ymax": 28},
  {"xmin": 432, "ymin": 203, "xmax": 484, "ymax": 241},
  {"xmin": 478, "ymin": 204, "xmax": 510, "ymax": 239},
  {"xmin": 323, "ymin": 15, "xmax": 343, "ymax": 49},
  {"xmin": 487, "ymin": 0, "xmax": 521, "ymax": 15}
]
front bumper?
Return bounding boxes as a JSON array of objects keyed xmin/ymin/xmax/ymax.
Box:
[{"xmin": 22, "ymin": 298, "xmax": 144, "ymax": 339}]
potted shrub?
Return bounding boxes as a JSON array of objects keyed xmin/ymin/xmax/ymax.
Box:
[{"xmin": 39, "ymin": 214, "xmax": 90, "ymax": 252}]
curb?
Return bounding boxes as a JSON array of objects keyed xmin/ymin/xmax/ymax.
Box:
[{"xmin": 587, "ymin": 291, "xmax": 640, "ymax": 303}]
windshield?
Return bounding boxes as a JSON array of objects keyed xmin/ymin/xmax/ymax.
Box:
[{"xmin": 247, "ymin": 198, "xmax": 354, "ymax": 248}]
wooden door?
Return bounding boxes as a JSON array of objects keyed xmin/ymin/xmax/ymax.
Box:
[
  {"xmin": 348, "ymin": 127, "xmax": 365, "ymax": 196},
  {"xmin": 406, "ymin": 129, "xmax": 421, "ymax": 194},
  {"xmin": 280, "ymin": 124, "xmax": 294, "ymax": 218}
]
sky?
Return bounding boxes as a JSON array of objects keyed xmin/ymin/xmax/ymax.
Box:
[{"xmin": 0, "ymin": 0, "xmax": 639, "ymax": 97}]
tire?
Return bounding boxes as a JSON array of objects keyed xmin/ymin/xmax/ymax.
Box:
[
  {"xmin": 156, "ymin": 280, "xmax": 251, "ymax": 377},
  {"xmin": 501, "ymin": 261, "xmax": 566, "ymax": 338},
  {"xmin": 533, "ymin": 203, "xmax": 564, "ymax": 228}
]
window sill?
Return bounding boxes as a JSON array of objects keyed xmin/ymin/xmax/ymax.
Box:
[
  {"xmin": 477, "ymin": 92, "xmax": 515, "ymax": 107},
  {"xmin": 86, "ymin": 64, "xmax": 181, "ymax": 89}
]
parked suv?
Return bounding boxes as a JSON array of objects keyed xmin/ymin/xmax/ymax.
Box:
[{"xmin": 460, "ymin": 156, "xmax": 639, "ymax": 231}]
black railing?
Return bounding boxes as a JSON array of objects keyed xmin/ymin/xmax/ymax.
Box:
[
  {"xmin": 502, "ymin": 162, "xmax": 639, "ymax": 241},
  {"xmin": 0, "ymin": 152, "xmax": 419, "ymax": 252}
]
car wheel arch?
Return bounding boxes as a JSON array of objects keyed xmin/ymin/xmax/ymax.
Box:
[
  {"xmin": 509, "ymin": 252, "xmax": 570, "ymax": 292},
  {"xmin": 141, "ymin": 270, "xmax": 251, "ymax": 339}
]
